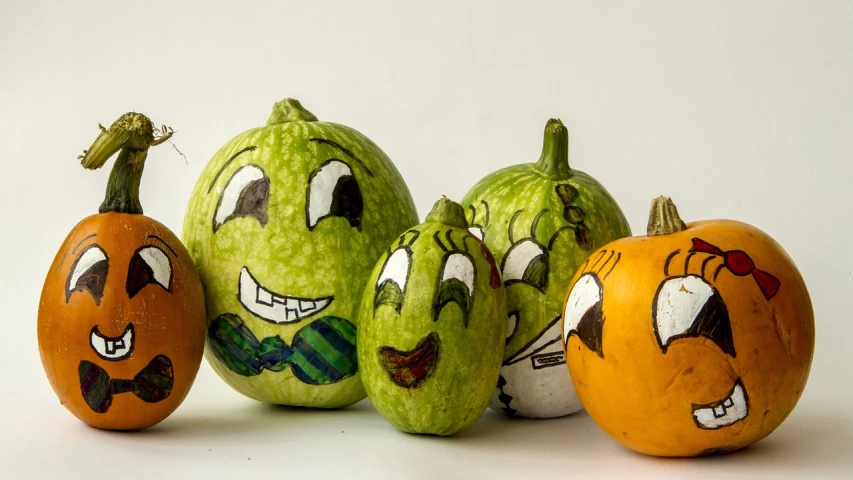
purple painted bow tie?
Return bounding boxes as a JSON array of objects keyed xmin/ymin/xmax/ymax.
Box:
[{"xmin": 78, "ymin": 355, "xmax": 173, "ymax": 413}]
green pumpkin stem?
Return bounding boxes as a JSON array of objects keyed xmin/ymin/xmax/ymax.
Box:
[
  {"xmin": 647, "ymin": 196, "xmax": 688, "ymax": 236},
  {"xmin": 267, "ymin": 98, "xmax": 318, "ymax": 125},
  {"xmin": 425, "ymin": 197, "xmax": 469, "ymax": 229},
  {"xmin": 533, "ymin": 118, "xmax": 572, "ymax": 180},
  {"xmin": 79, "ymin": 112, "xmax": 173, "ymax": 215}
]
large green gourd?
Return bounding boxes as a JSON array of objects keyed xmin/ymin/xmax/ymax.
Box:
[
  {"xmin": 358, "ymin": 198, "xmax": 506, "ymax": 435},
  {"xmin": 183, "ymin": 99, "xmax": 418, "ymax": 407},
  {"xmin": 461, "ymin": 119, "xmax": 631, "ymax": 418}
]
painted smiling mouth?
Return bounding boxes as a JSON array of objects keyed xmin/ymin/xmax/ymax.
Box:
[
  {"xmin": 378, "ymin": 332, "xmax": 441, "ymax": 389},
  {"xmin": 238, "ymin": 267, "xmax": 332, "ymax": 324},
  {"xmin": 89, "ymin": 324, "xmax": 134, "ymax": 361},
  {"xmin": 692, "ymin": 380, "xmax": 749, "ymax": 429}
]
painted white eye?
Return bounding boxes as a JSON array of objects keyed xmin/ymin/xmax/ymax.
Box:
[
  {"xmin": 506, "ymin": 311, "xmax": 519, "ymax": 340},
  {"xmin": 563, "ymin": 273, "xmax": 602, "ymax": 342},
  {"xmin": 214, "ymin": 164, "xmax": 269, "ymax": 232},
  {"xmin": 652, "ymin": 275, "xmax": 735, "ymax": 356},
  {"xmin": 435, "ymin": 252, "xmax": 476, "ymax": 326},
  {"xmin": 306, "ymin": 160, "xmax": 363, "ymax": 230},
  {"xmin": 501, "ymin": 239, "xmax": 549, "ymax": 292},
  {"xmin": 442, "ymin": 252, "xmax": 475, "ymax": 293},
  {"xmin": 375, "ymin": 247, "xmax": 412, "ymax": 312},
  {"xmin": 66, "ymin": 244, "xmax": 109, "ymax": 304},
  {"xmin": 127, "ymin": 246, "xmax": 172, "ymax": 297},
  {"xmin": 468, "ymin": 226, "xmax": 484, "ymax": 241}
]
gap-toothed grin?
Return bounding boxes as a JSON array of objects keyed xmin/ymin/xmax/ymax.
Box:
[
  {"xmin": 89, "ymin": 324, "xmax": 134, "ymax": 361},
  {"xmin": 238, "ymin": 267, "xmax": 332, "ymax": 324},
  {"xmin": 692, "ymin": 380, "xmax": 749, "ymax": 429},
  {"xmin": 378, "ymin": 332, "xmax": 441, "ymax": 388}
]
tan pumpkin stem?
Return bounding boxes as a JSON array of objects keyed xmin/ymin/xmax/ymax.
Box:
[
  {"xmin": 79, "ymin": 112, "xmax": 172, "ymax": 214},
  {"xmin": 647, "ymin": 196, "xmax": 688, "ymax": 236},
  {"xmin": 425, "ymin": 196, "xmax": 469, "ymax": 229},
  {"xmin": 533, "ymin": 118, "xmax": 572, "ymax": 180}
]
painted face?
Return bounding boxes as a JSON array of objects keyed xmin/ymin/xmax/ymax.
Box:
[
  {"xmin": 183, "ymin": 108, "xmax": 418, "ymax": 407},
  {"xmin": 38, "ymin": 214, "xmax": 206, "ymax": 430},
  {"xmin": 357, "ymin": 218, "xmax": 506, "ymax": 435},
  {"xmin": 562, "ymin": 221, "xmax": 814, "ymax": 456},
  {"xmin": 465, "ymin": 181, "xmax": 629, "ymax": 418}
]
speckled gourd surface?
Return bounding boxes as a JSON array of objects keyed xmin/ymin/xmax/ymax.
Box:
[
  {"xmin": 358, "ymin": 198, "xmax": 506, "ymax": 435},
  {"xmin": 461, "ymin": 119, "xmax": 631, "ymax": 418},
  {"xmin": 182, "ymin": 99, "xmax": 418, "ymax": 408}
]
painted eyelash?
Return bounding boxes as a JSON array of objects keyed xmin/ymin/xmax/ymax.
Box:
[
  {"xmin": 508, "ymin": 207, "xmax": 553, "ymax": 246},
  {"xmin": 434, "ymin": 231, "xmax": 447, "ymax": 252},
  {"xmin": 387, "ymin": 230, "xmax": 420, "ymax": 257},
  {"xmin": 434, "ymin": 229, "xmax": 472, "ymax": 253},
  {"xmin": 578, "ymin": 249, "xmax": 621, "ymax": 279},
  {"xmin": 663, "ymin": 248, "xmax": 723, "ymax": 281},
  {"xmin": 445, "ymin": 230, "xmax": 457, "ymax": 251},
  {"xmin": 508, "ymin": 210, "xmax": 524, "ymax": 244},
  {"xmin": 468, "ymin": 200, "xmax": 491, "ymax": 229}
]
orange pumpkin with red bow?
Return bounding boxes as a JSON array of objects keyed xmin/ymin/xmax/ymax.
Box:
[{"xmin": 561, "ymin": 197, "xmax": 814, "ymax": 456}]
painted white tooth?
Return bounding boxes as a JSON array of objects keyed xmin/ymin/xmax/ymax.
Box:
[
  {"xmin": 257, "ymin": 287, "xmax": 273, "ymax": 306},
  {"xmin": 693, "ymin": 382, "xmax": 748, "ymax": 429},
  {"xmin": 240, "ymin": 268, "xmax": 257, "ymax": 305},
  {"xmin": 92, "ymin": 334, "xmax": 104, "ymax": 353},
  {"xmin": 300, "ymin": 300, "xmax": 316, "ymax": 313},
  {"xmin": 237, "ymin": 266, "xmax": 334, "ymax": 324}
]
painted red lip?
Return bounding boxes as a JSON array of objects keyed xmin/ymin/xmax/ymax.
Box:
[{"xmin": 378, "ymin": 332, "xmax": 440, "ymax": 389}]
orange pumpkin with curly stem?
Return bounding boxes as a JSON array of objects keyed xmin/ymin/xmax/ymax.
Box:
[
  {"xmin": 38, "ymin": 113, "xmax": 206, "ymax": 430},
  {"xmin": 561, "ymin": 197, "xmax": 814, "ymax": 456}
]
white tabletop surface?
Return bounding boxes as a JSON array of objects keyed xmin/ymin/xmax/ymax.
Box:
[{"xmin": 3, "ymin": 365, "xmax": 852, "ymax": 479}]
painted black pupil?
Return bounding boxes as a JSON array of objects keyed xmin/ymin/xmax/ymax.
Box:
[
  {"xmin": 375, "ymin": 280, "xmax": 404, "ymax": 313},
  {"xmin": 234, "ymin": 177, "xmax": 270, "ymax": 226},
  {"xmin": 127, "ymin": 252, "xmax": 155, "ymax": 298},
  {"xmin": 330, "ymin": 175, "xmax": 362, "ymax": 229},
  {"xmin": 522, "ymin": 254, "xmax": 549, "ymax": 291},
  {"xmin": 681, "ymin": 291, "xmax": 736, "ymax": 357},
  {"xmin": 69, "ymin": 260, "xmax": 108, "ymax": 304},
  {"xmin": 575, "ymin": 301, "xmax": 605, "ymax": 358},
  {"xmin": 434, "ymin": 279, "xmax": 471, "ymax": 327}
]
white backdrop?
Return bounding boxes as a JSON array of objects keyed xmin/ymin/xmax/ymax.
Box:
[{"xmin": 2, "ymin": 1, "xmax": 852, "ymax": 478}]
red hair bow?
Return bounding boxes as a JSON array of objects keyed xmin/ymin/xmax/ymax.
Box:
[{"xmin": 690, "ymin": 238, "xmax": 780, "ymax": 300}]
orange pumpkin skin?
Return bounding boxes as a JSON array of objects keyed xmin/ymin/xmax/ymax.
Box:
[
  {"xmin": 562, "ymin": 218, "xmax": 814, "ymax": 456},
  {"xmin": 38, "ymin": 212, "xmax": 206, "ymax": 430}
]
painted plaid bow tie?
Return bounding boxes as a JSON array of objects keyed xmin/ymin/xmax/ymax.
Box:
[
  {"xmin": 207, "ymin": 313, "xmax": 358, "ymax": 385},
  {"xmin": 79, "ymin": 355, "xmax": 173, "ymax": 413},
  {"xmin": 690, "ymin": 238, "xmax": 781, "ymax": 300}
]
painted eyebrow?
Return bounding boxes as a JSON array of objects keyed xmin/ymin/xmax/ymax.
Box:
[
  {"xmin": 309, "ymin": 138, "xmax": 373, "ymax": 177},
  {"xmin": 147, "ymin": 235, "xmax": 178, "ymax": 257},
  {"xmin": 71, "ymin": 234, "xmax": 97, "ymax": 255},
  {"xmin": 207, "ymin": 146, "xmax": 258, "ymax": 193}
]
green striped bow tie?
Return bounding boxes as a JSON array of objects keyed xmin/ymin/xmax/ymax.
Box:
[
  {"xmin": 79, "ymin": 355, "xmax": 173, "ymax": 413},
  {"xmin": 207, "ymin": 313, "xmax": 358, "ymax": 385}
]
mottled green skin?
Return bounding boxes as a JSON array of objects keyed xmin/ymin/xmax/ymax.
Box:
[
  {"xmin": 358, "ymin": 201, "xmax": 506, "ymax": 435},
  {"xmin": 464, "ymin": 167, "xmax": 629, "ymax": 358},
  {"xmin": 462, "ymin": 139, "xmax": 631, "ymax": 417},
  {"xmin": 183, "ymin": 102, "xmax": 418, "ymax": 407}
]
